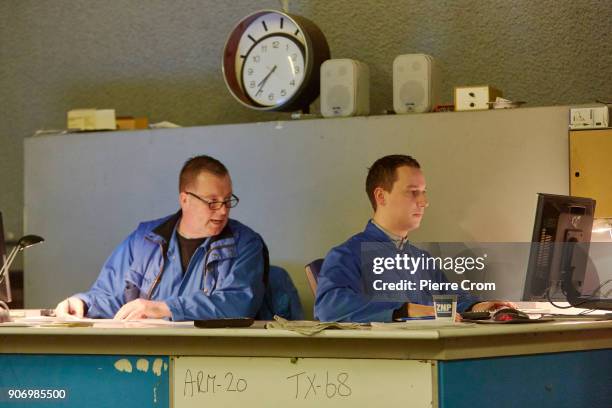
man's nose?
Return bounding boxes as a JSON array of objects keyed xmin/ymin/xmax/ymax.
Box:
[
  {"xmin": 217, "ymin": 203, "xmax": 230, "ymax": 215},
  {"xmin": 418, "ymin": 194, "xmax": 429, "ymax": 208}
]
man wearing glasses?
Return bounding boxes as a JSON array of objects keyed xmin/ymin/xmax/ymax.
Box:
[{"xmin": 55, "ymin": 155, "xmax": 266, "ymax": 321}]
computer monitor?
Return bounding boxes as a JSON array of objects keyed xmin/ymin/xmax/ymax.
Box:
[
  {"xmin": 0, "ymin": 211, "xmax": 11, "ymax": 303},
  {"xmin": 523, "ymin": 193, "xmax": 595, "ymax": 305}
]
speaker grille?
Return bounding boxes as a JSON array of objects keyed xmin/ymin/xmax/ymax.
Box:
[
  {"xmin": 326, "ymin": 85, "xmax": 352, "ymax": 114},
  {"xmin": 399, "ymin": 81, "xmax": 425, "ymax": 110}
]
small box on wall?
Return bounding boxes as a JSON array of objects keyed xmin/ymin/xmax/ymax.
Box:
[
  {"xmin": 67, "ymin": 109, "xmax": 116, "ymax": 131},
  {"xmin": 116, "ymin": 117, "xmax": 149, "ymax": 130},
  {"xmin": 454, "ymin": 86, "xmax": 502, "ymax": 111},
  {"xmin": 569, "ymin": 105, "xmax": 609, "ymax": 130}
]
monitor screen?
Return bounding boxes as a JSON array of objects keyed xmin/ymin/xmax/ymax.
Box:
[
  {"xmin": 523, "ymin": 193, "xmax": 595, "ymax": 303},
  {"xmin": 0, "ymin": 211, "xmax": 11, "ymax": 303}
]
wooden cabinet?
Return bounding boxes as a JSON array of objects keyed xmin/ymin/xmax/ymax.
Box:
[{"xmin": 570, "ymin": 128, "xmax": 612, "ymax": 218}]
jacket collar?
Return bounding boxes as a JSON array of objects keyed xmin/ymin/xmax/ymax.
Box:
[
  {"xmin": 150, "ymin": 210, "xmax": 234, "ymax": 245},
  {"xmin": 152, "ymin": 211, "xmax": 182, "ymax": 243},
  {"xmin": 370, "ymin": 220, "xmax": 410, "ymax": 249},
  {"xmin": 364, "ymin": 220, "xmax": 420, "ymax": 254},
  {"xmin": 364, "ymin": 220, "xmax": 393, "ymax": 243}
]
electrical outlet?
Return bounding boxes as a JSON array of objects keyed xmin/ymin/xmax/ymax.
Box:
[{"xmin": 571, "ymin": 108, "xmax": 592, "ymax": 127}]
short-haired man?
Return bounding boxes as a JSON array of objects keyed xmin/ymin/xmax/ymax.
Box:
[
  {"xmin": 315, "ymin": 154, "xmax": 514, "ymax": 322},
  {"xmin": 55, "ymin": 155, "xmax": 266, "ymax": 321}
]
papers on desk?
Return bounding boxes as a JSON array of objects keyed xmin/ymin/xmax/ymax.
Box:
[
  {"xmin": 0, "ymin": 321, "xmax": 32, "ymax": 327},
  {"xmin": 266, "ymin": 315, "xmax": 367, "ymax": 336},
  {"xmin": 371, "ymin": 321, "xmax": 473, "ymax": 330},
  {"xmin": 264, "ymin": 316, "xmax": 474, "ymax": 335},
  {"xmin": 1, "ymin": 315, "xmax": 194, "ymax": 328},
  {"xmin": 89, "ymin": 319, "xmax": 194, "ymax": 328},
  {"xmin": 0, "ymin": 315, "xmax": 94, "ymax": 328}
]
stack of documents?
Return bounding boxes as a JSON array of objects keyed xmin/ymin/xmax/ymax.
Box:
[{"xmin": 266, "ymin": 315, "xmax": 366, "ymax": 336}]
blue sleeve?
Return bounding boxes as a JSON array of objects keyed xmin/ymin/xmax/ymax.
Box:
[
  {"xmin": 165, "ymin": 234, "xmax": 266, "ymax": 321},
  {"xmin": 314, "ymin": 246, "xmax": 404, "ymax": 323},
  {"xmin": 74, "ymin": 230, "xmax": 139, "ymax": 318}
]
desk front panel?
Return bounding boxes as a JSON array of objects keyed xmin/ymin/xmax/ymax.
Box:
[
  {"xmin": 173, "ymin": 356, "xmax": 433, "ymax": 408},
  {"xmin": 438, "ymin": 348, "xmax": 612, "ymax": 408},
  {"xmin": 0, "ymin": 355, "xmax": 169, "ymax": 408}
]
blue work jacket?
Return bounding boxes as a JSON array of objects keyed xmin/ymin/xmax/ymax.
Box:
[
  {"xmin": 257, "ymin": 266, "xmax": 304, "ymax": 321},
  {"xmin": 76, "ymin": 212, "xmax": 266, "ymax": 321},
  {"xmin": 314, "ymin": 221, "xmax": 479, "ymax": 322}
]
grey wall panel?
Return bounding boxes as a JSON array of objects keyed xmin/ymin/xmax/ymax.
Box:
[{"xmin": 24, "ymin": 106, "xmax": 569, "ymax": 315}]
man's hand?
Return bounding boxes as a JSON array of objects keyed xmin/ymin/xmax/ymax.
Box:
[
  {"xmin": 470, "ymin": 300, "xmax": 518, "ymax": 312},
  {"xmin": 407, "ymin": 303, "xmax": 462, "ymax": 321},
  {"xmin": 55, "ymin": 297, "xmax": 86, "ymax": 318},
  {"xmin": 114, "ymin": 299, "xmax": 172, "ymax": 321},
  {"xmin": 407, "ymin": 302, "xmax": 435, "ymax": 317}
]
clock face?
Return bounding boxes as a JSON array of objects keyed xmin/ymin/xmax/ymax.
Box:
[
  {"xmin": 241, "ymin": 34, "xmax": 306, "ymax": 107},
  {"xmin": 222, "ymin": 10, "xmax": 330, "ymax": 112}
]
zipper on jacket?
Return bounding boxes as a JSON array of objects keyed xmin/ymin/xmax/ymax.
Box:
[
  {"xmin": 147, "ymin": 241, "xmax": 235, "ymax": 299},
  {"xmin": 200, "ymin": 243, "xmax": 235, "ymax": 293},
  {"xmin": 146, "ymin": 241, "xmax": 166, "ymax": 299}
]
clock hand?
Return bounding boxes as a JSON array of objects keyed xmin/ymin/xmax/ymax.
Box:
[
  {"xmin": 255, "ymin": 65, "xmax": 278, "ymax": 95},
  {"xmin": 257, "ymin": 65, "xmax": 278, "ymax": 87}
]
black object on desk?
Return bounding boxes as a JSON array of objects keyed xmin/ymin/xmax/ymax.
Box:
[
  {"xmin": 493, "ymin": 308, "xmax": 531, "ymax": 322},
  {"xmin": 194, "ymin": 318, "xmax": 254, "ymax": 328},
  {"xmin": 460, "ymin": 311, "xmax": 490, "ymax": 320}
]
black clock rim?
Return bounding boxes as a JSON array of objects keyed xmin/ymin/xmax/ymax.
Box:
[
  {"xmin": 222, "ymin": 9, "xmax": 330, "ymax": 112},
  {"xmin": 280, "ymin": 13, "xmax": 330, "ymax": 112},
  {"xmin": 239, "ymin": 32, "xmax": 308, "ymax": 109}
]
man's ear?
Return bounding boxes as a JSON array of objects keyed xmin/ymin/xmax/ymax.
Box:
[
  {"xmin": 179, "ymin": 191, "xmax": 188, "ymax": 208},
  {"xmin": 374, "ymin": 187, "xmax": 386, "ymax": 207}
]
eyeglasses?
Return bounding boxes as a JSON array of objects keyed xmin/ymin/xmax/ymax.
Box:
[{"xmin": 185, "ymin": 192, "xmax": 239, "ymax": 210}]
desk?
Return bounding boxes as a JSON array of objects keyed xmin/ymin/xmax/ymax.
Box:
[{"xmin": 1, "ymin": 319, "xmax": 611, "ymax": 407}]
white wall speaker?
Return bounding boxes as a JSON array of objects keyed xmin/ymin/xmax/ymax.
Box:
[
  {"xmin": 321, "ymin": 59, "xmax": 370, "ymax": 118},
  {"xmin": 393, "ymin": 54, "xmax": 439, "ymax": 113}
]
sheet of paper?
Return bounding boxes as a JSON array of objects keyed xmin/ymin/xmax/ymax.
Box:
[
  {"xmin": 370, "ymin": 321, "xmax": 474, "ymax": 330},
  {"xmin": 4, "ymin": 315, "xmax": 194, "ymax": 328}
]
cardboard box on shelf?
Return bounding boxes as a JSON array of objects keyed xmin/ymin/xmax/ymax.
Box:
[
  {"xmin": 454, "ymin": 86, "xmax": 503, "ymax": 111},
  {"xmin": 67, "ymin": 109, "xmax": 116, "ymax": 131},
  {"xmin": 116, "ymin": 116, "xmax": 149, "ymax": 130}
]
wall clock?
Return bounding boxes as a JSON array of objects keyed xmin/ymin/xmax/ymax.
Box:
[{"xmin": 222, "ymin": 10, "xmax": 330, "ymax": 112}]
